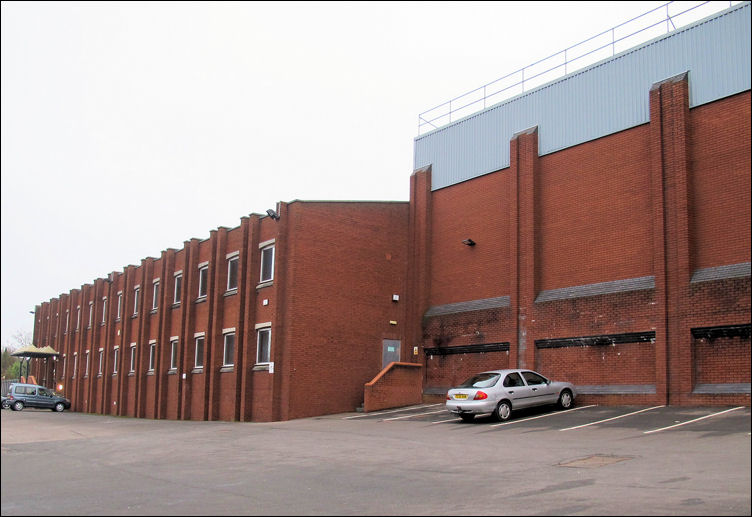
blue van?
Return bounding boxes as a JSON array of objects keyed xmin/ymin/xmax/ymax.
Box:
[{"xmin": 6, "ymin": 383, "xmax": 71, "ymax": 412}]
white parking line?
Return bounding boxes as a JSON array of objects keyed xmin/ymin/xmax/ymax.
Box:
[
  {"xmin": 383, "ymin": 409, "xmax": 449, "ymax": 421},
  {"xmin": 560, "ymin": 405, "xmax": 664, "ymax": 431},
  {"xmin": 489, "ymin": 405, "xmax": 597, "ymax": 427},
  {"xmin": 343, "ymin": 403, "xmax": 442, "ymax": 419},
  {"xmin": 643, "ymin": 406, "xmax": 745, "ymax": 434},
  {"xmin": 431, "ymin": 416, "xmax": 462, "ymax": 424}
]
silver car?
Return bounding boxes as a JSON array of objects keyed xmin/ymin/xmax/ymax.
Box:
[{"xmin": 446, "ymin": 369, "xmax": 576, "ymax": 422}]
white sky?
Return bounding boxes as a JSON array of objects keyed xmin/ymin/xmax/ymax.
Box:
[{"xmin": 1, "ymin": 1, "xmax": 728, "ymax": 350}]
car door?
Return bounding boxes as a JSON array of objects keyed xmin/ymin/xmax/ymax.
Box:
[
  {"xmin": 520, "ymin": 371, "xmax": 557, "ymax": 406},
  {"xmin": 36, "ymin": 387, "xmax": 55, "ymax": 409},
  {"xmin": 502, "ymin": 372, "xmax": 536, "ymax": 408},
  {"xmin": 22, "ymin": 385, "xmax": 42, "ymax": 408}
]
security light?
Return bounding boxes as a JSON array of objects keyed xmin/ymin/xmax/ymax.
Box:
[
  {"xmin": 462, "ymin": 238, "xmax": 476, "ymax": 246},
  {"xmin": 266, "ymin": 209, "xmax": 280, "ymax": 221}
]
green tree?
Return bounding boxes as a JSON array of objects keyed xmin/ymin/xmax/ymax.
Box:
[
  {"xmin": 5, "ymin": 359, "xmax": 21, "ymax": 379},
  {"xmin": 2, "ymin": 330, "xmax": 31, "ymax": 379}
]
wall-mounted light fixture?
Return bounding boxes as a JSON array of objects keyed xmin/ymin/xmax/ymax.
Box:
[
  {"xmin": 266, "ymin": 209, "xmax": 280, "ymax": 221},
  {"xmin": 462, "ymin": 238, "xmax": 476, "ymax": 246}
]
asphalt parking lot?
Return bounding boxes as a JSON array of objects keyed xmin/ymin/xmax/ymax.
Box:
[{"xmin": 2, "ymin": 403, "xmax": 750, "ymax": 515}]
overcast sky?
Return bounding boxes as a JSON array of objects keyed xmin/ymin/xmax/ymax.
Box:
[{"xmin": 1, "ymin": 1, "xmax": 732, "ymax": 350}]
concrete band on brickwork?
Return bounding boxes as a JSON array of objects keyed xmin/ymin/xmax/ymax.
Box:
[
  {"xmin": 576, "ymin": 385, "xmax": 657, "ymax": 395},
  {"xmin": 690, "ymin": 261, "xmax": 751, "ymax": 283},
  {"xmin": 424, "ymin": 296, "xmax": 511, "ymax": 317},
  {"xmin": 693, "ymin": 383, "xmax": 751, "ymax": 394},
  {"xmin": 535, "ymin": 276, "xmax": 656, "ymax": 303}
]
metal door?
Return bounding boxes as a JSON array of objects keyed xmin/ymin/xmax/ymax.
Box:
[{"xmin": 382, "ymin": 339, "xmax": 400, "ymax": 369}]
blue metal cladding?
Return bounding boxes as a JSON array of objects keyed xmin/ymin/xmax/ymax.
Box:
[{"xmin": 415, "ymin": 2, "xmax": 751, "ymax": 191}]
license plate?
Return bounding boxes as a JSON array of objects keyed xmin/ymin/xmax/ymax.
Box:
[{"xmin": 454, "ymin": 394, "xmax": 468, "ymax": 400}]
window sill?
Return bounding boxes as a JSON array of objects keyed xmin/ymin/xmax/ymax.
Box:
[
  {"xmin": 171, "ymin": 302, "xmax": 181, "ymax": 309},
  {"xmin": 191, "ymin": 367, "xmax": 204, "ymax": 374},
  {"xmin": 146, "ymin": 371, "xmax": 155, "ymax": 376},
  {"xmin": 131, "ymin": 314, "xmax": 138, "ymax": 319},
  {"xmin": 167, "ymin": 369, "xmax": 177, "ymax": 375},
  {"xmin": 99, "ymin": 322, "xmax": 105, "ymax": 327},
  {"xmin": 112, "ymin": 373, "xmax": 118, "ymax": 377},
  {"xmin": 128, "ymin": 372, "xmax": 135, "ymax": 377},
  {"xmin": 115, "ymin": 318, "xmax": 121, "ymax": 323},
  {"xmin": 224, "ymin": 289, "xmax": 238, "ymax": 297},
  {"xmin": 194, "ymin": 297, "xmax": 207, "ymax": 305},
  {"xmin": 150, "ymin": 309, "xmax": 158, "ymax": 315},
  {"xmin": 252, "ymin": 363, "xmax": 273, "ymax": 372},
  {"xmin": 256, "ymin": 281, "xmax": 273, "ymax": 290},
  {"xmin": 97, "ymin": 374, "xmax": 103, "ymax": 378},
  {"xmin": 219, "ymin": 365, "xmax": 234, "ymax": 373}
]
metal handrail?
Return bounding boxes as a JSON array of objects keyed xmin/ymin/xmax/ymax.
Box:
[{"xmin": 417, "ymin": 1, "xmax": 739, "ymax": 135}]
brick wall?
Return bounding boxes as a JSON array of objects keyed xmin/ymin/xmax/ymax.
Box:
[
  {"xmin": 283, "ymin": 201, "xmax": 409, "ymax": 419},
  {"xmin": 364, "ymin": 362, "xmax": 422, "ymax": 412},
  {"xmin": 413, "ymin": 81, "xmax": 750, "ymax": 407}
]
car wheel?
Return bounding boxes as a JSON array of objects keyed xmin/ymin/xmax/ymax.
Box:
[
  {"xmin": 460, "ymin": 414, "xmax": 475, "ymax": 423},
  {"xmin": 1, "ymin": 401, "xmax": 8, "ymax": 410},
  {"xmin": 12, "ymin": 401, "xmax": 24, "ymax": 411},
  {"xmin": 494, "ymin": 400, "xmax": 512, "ymax": 422},
  {"xmin": 558, "ymin": 389, "xmax": 573, "ymax": 410},
  {"xmin": 54, "ymin": 402, "xmax": 65, "ymax": 412}
]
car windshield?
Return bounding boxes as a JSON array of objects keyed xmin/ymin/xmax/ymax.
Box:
[{"xmin": 457, "ymin": 373, "xmax": 500, "ymax": 389}]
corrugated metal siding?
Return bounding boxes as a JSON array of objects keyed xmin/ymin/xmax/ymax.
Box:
[{"xmin": 415, "ymin": 2, "xmax": 751, "ymax": 191}]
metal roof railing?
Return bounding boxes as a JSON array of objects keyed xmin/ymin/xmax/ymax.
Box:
[{"xmin": 417, "ymin": 1, "xmax": 742, "ymax": 135}]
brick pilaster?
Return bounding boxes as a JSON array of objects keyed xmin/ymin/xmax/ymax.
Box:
[
  {"xmin": 510, "ymin": 127, "xmax": 539, "ymax": 369},
  {"xmin": 407, "ymin": 165, "xmax": 432, "ymax": 377},
  {"xmin": 649, "ymin": 72, "xmax": 692, "ymax": 405}
]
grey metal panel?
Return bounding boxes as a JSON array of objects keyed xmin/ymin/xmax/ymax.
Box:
[
  {"xmin": 415, "ymin": 3, "xmax": 751, "ymax": 191},
  {"xmin": 535, "ymin": 276, "xmax": 655, "ymax": 303},
  {"xmin": 690, "ymin": 262, "xmax": 751, "ymax": 283}
]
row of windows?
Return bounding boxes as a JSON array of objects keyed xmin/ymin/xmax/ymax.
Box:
[
  {"xmin": 49, "ymin": 244, "xmax": 275, "ymax": 333},
  {"xmin": 60, "ymin": 328, "xmax": 272, "ymax": 379}
]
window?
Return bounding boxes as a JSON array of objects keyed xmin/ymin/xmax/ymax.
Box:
[
  {"xmin": 73, "ymin": 352, "xmax": 78, "ymax": 378},
  {"xmin": 152, "ymin": 280, "xmax": 160, "ymax": 311},
  {"xmin": 76, "ymin": 306, "xmax": 81, "ymax": 330},
  {"xmin": 260, "ymin": 245, "xmax": 274, "ymax": 283},
  {"xmin": 521, "ymin": 371, "xmax": 547, "ymax": 385},
  {"xmin": 113, "ymin": 347, "xmax": 119, "ymax": 374},
  {"xmin": 256, "ymin": 327, "xmax": 271, "ymax": 364},
  {"xmin": 169, "ymin": 339, "xmax": 178, "ymax": 370},
  {"xmin": 133, "ymin": 286, "xmax": 140, "ymax": 316},
  {"xmin": 98, "ymin": 349, "xmax": 104, "ymax": 375},
  {"xmin": 503, "ymin": 372, "xmax": 524, "ymax": 388},
  {"xmin": 194, "ymin": 336, "xmax": 205, "ymax": 368},
  {"xmin": 62, "ymin": 355, "xmax": 67, "ymax": 379},
  {"xmin": 88, "ymin": 302, "xmax": 93, "ymax": 328},
  {"xmin": 116, "ymin": 291, "xmax": 123, "ymax": 320},
  {"xmin": 101, "ymin": 297, "xmax": 107, "ymax": 324},
  {"xmin": 197, "ymin": 264, "xmax": 208, "ymax": 299},
  {"xmin": 148, "ymin": 342, "xmax": 156, "ymax": 371},
  {"xmin": 130, "ymin": 344, "xmax": 137, "ymax": 373},
  {"xmin": 84, "ymin": 351, "xmax": 90, "ymax": 377},
  {"xmin": 227, "ymin": 254, "xmax": 239, "ymax": 291},
  {"xmin": 223, "ymin": 332, "xmax": 235, "ymax": 366},
  {"xmin": 174, "ymin": 272, "xmax": 183, "ymax": 304},
  {"xmin": 65, "ymin": 310, "xmax": 70, "ymax": 333}
]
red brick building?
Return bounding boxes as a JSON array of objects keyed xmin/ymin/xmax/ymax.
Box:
[
  {"xmin": 32, "ymin": 201, "xmax": 410, "ymax": 421},
  {"xmin": 31, "ymin": 3, "xmax": 750, "ymax": 418},
  {"xmin": 410, "ymin": 3, "xmax": 750, "ymax": 408}
]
